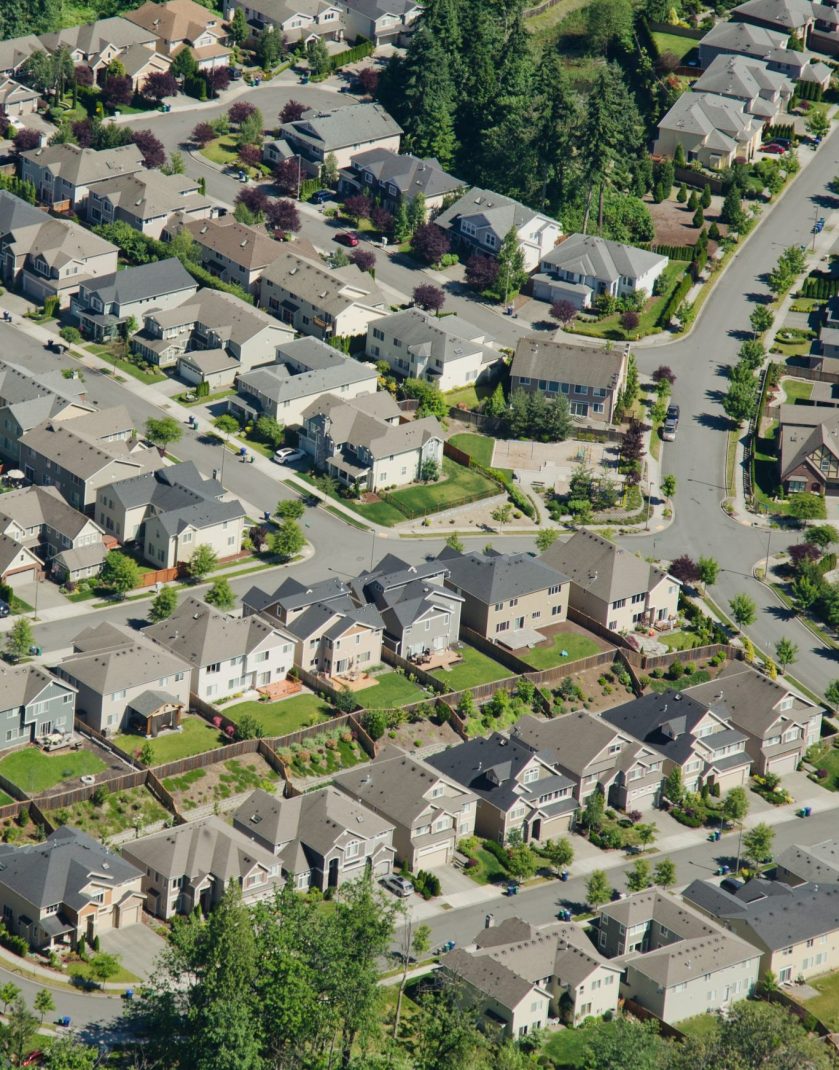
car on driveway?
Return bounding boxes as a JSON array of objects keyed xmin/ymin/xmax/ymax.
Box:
[
  {"xmin": 381, "ymin": 875, "xmax": 414, "ymax": 898},
  {"xmin": 338, "ymin": 231, "xmax": 359, "ymax": 247},
  {"xmin": 273, "ymin": 448, "xmax": 304, "ymax": 465},
  {"xmin": 0, "ymin": 599, "xmax": 11, "ymax": 619},
  {"xmin": 311, "ymin": 189, "xmax": 332, "ymax": 204},
  {"xmin": 761, "ymin": 143, "xmax": 785, "ymax": 154}
]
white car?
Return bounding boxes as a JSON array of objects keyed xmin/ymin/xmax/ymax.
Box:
[
  {"xmin": 273, "ymin": 448, "xmax": 304, "ymax": 464},
  {"xmin": 380, "ymin": 875, "xmax": 414, "ymax": 898}
]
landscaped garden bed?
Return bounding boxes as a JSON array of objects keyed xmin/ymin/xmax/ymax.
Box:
[
  {"xmin": 276, "ymin": 727, "xmax": 368, "ymax": 779},
  {"xmin": 751, "ymin": 772, "xmax": 793, "ymax": 805},
  {"xmin": 162, "ymin": 755, "xmax": 280, "ymax": 811},
  {"xmin": 46, "ymin": 786, "xmax": 169, "ymax": 841}
]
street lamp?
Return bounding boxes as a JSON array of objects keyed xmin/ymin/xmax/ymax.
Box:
[{"xmin": 646, "ymin": 480, "xmax": 655, "ymax": 532}]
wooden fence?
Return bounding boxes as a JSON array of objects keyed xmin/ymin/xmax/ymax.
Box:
[
  {"xmin": 37, "ymin": 770, "xmax": 148, "ymax": 813},
  {"xmin": 631, "ymin": 643, "xmax": 740, "ymax": 673},
  {"xmin": 622, "ymin": 999, "xmax": 686, "ymax": 1041}
]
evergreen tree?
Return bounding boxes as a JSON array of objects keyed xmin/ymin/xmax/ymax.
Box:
[
  {"xmin": 533, "ymin": 50, "xmax": 579, "ymax": 209},
  {"xmin": 398, "ymin": 29, "xmax": 457, "ymax": 168}
]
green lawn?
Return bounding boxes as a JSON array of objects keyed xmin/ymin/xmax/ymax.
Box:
[
  {"xmin": 678, "ymin": 1014, "xmax": 721, "ymax": 1041},
  {"xmin": 382, "ymin": 458, "xmax": 498, "ymax": 519},
  {"xmin": 650, "ymin": 668, "xmax": 711, "ymax": 692},
  {"xmin": 810, "ymin": 745, "xmax": 839, "ymax": 791},
  {"xmin": 114, "ymin": 716, "xmax": 224, "ymax": 765},
  {"xmin": 225, "ymin": 693, "xmax": 335, "ymax": 736},
  {"xmin": 570, "ymin": 263, "xmax": 687, "ymax": 341},
  {"xmin": 522, "ymin": 632, "xmax": 601, "ymax": 671},
  {"xmin": 431, "ymin": 644, "xmax": 511, "ymax": 691},
  {"xmin": 803, "ymin": 969, "xmax": 839, "ymax": 1029},
  {"xmin": 361, "ymin": 672, "xmax": 428, "ymax": 710},
  {"xmin": 447, "ymin": 433, "xmax": 495, "ymax": 467},
  {"xmin": 542, "ymin": 1020, "xmax": 620, "ymax": 1068},
  {"xmin": 752, "ymin": 420, "xmax": 792, "ymax": 515},
  {"xmin": 782, "ymin": 378, "xmax": 813, "ymax": 404},
  {"xmin": 297, "ymin": 473, "xmax": 405, "ymax": 528},
  {"xmin": 68, "ymin": 959, "xmax": 139, "ymax": 985},
  {"xmin": 444, "ymin": 375, "xmax": 502, "ymax": 412},
  {"xmin": 0, "ymin": 748, "xmax": 106, "ymax": 793},
  {"xmin": 201, "ymin": 136, "xmax": 241, "ymax": 169},
  {"xmin": 660, "ymin": 630, "xmax": 706, "ymax": 651},
  {"xmin": 651, "ymin": 30, "xmax": 699, "ymax": 62}
]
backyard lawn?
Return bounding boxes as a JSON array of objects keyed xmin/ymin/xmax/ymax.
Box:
[
  {"xmin": 679, "ymin": 1013, "xmax": 721, "ymax": 1041},
  {"xmin": 431, "ymin": 644, "xmax": 511, "ymax": 691},
  {"xmin": 810, "ymin": 745, "xmax": 839, "ymax": 791},
  {"xmin": 783, "ymin": 378, "xmax": 813, "ymax": 405},
  {"xmin": 114, "ymin": 716, "xmax": 224, "ymax": 765},
  {"xmin": 382, "ymin": 459, "xmax": 498, "ymax": 519},
  {"xmin": 362, "ymin": 672, "xmax": 428, "ymax": 710},
  {"xmin": 803, "ymin": 970, "xmax": 839, "ymax": 1029},
  {"xmin": 660, "ymin": 630, "xmax": 706, "ymax": 651},
  {"xmin": 651, "ymin": 30, "xmax": 698, "ymax": 62},
  {"xmin": 542, "ymin": 1020, "xmax": 620, "ymax": 1068},
  {"xmin": 522, "ymin": 632, "xmax": 601, "ymax": 671},
  {"xmin": 447, "ymin": 433, "xmax": 495, "ymax": 467},
  {"xmin": 225, "ymin": 693, "xmax": 335, "ymax": 737},
  {"xmin": 0, "ymin": 748, "xmax": 106, "ymax": 794}
]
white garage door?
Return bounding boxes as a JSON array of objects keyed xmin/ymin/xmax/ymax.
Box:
[
  {"xmin": 416, "ymin": 844, "xmax": 450, "ymax": 869},
  {"xmin": 5, "ymin": 568, "xmax": 35, "ymax": 589},
  {"xmin": 768, "ymin": 752, "xmax": 798, "ymax": 775}
]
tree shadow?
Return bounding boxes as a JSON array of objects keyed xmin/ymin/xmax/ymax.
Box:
[
  {"xmin": 762, "ymin": 603, "xmax": 798, "ymax": 623},
  {"xmin": 744, "ymin": 292, "xmax": 772, "ymax": 305},
  {"xmin": 704, "ymin": 387, "xmax": 728, "ymax": 404},
  {"xmin": 694, "ymin": 411, "xmax": 734, "ymax": 432},
  {"xmin": 728, "ymin": 328, "xmax": 754, "ymax": 342}
]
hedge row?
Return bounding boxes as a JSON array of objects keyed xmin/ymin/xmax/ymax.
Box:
[
  {"xmin": 657, "ymin": 270, "xmax": 693, "ymax": 327},
  {"xmin": 692, "ymin": 245, "xmax": 708, "ymax": 280},
  {"xmin": 478, "ymin": 462, "xmax": 537, "ymax": 520},
  {"xmin": 650, "ymin": 243, "xmax": 696, "ymax": 261},
  {"xmin": 796, "ymin": 80, "xmax": 824, "ymax": 102},
  {"xmin": 802, "ymin": 275, "xmax": 839, "ymax": 299},
  {"xmin": 310, "ymin": 38, "xmax": 374, "ymax": 81}
]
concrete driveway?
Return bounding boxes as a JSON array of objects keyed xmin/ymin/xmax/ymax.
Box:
[{"xmin": 99, "ymin": 923, "xmax": 168, "ymax": 981}]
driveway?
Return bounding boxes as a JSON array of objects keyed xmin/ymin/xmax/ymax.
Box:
[{"xmin": 99, "ymin": 923, "xmax": 168, "ymax": 981}]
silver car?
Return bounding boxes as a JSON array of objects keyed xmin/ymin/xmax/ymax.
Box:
[{"xmin": 380, "ymin": 875, "xmax": 414, "ymax": 898}]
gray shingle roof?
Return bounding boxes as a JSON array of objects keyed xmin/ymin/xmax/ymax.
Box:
[
  {"xmin": 700, "ymin": 19, "xmax": 787, "ymax": 56},
  {"xmin": 693, "ymin": 53, "xmax": 791, "ymax": 101},
  {"xmin": 511, "ymin": 337, "xmax": 627, "ymax": 392},
  {"xmin": 370, "ymin": 307, "xmax": 497, "ymax": 369},
  {"xmin": 80, "ymin": 258, "xmax": 195, "ymax": 309},
  {"xmin": 540, "ymin": 530, "xmax": 673, "ymax": 605},
  {"xmin": 348, "ymin": 148, "xmax": 463, "ymax": 201},
  {"xmin": 776, "ymin": 840, "xmax": 839, "ymax": 883},
  {"xmin": 22, "ymin": 142, "xmax": 144, "ymax": 187},
  {"xmin": 104, "ymin": 461, "xmax": 221, "ymax": 510},
  {"xmin": 238, "ymin": 338, "xmax": 376, "ymax": 405},
  {"xmin": 260, "ymin": 248, "xmax": 386, "ymax": 316},
  {"xmin": 20, "ymin": 408, "xmax": 162, "ymax": 481},
  {"xmin": 684, "ymin": 663, "xmax": 814, "ymax": 737},
  {"xmin": 730, "ymin": 0, "xmax": 812, "ymax": 30},
  {"xmin": 512, "ymin": 711, "xmax": 626, "ymax": 778},
  {"xmin": 541, "ymin": 234, "xmax": 667, "ymax": 285},
  {"xmin": 59, "ymin": 621, "xmax": 190, "ymax": 694},
  {"xmin": 0, "ymin": 664, "xmax": 74, "ymax": 713},
  {"xmin": 435, "ymin": 187, "xmax": 557, "ymax": 240},
  {"xmin": 92, "ymin": 171, "xmax": 208, "ymax": 222},
  {"xmin": 282, "ymin": 102, "xmax": 402, "ymax": 153},
  {"xmin": 0, "ymin": 484, "xmax": 98, "ymax": 543},
  {"xmin": 147, "ymin": 596, "xmax": 292, "ymax": 667},
  {"xmin": 438, "ymin": 547, "xmax": 568, "ymax": 604},
  {"xmin": 442, "ymin": 947, "xmax": 538, "ymax": 1008}
]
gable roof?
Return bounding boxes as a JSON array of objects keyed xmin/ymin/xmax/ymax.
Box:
[
  {"xmin": 0, "ymin": 485, "xmax": 98, "ymax": 543},
  {"xmin": 39, "ymin": 15, "xmax": 158, "ymax": 56},
  {"xmin": 438, "ymin": 547, "xmax": 568, "ymax": 604},
  {"xmin": 123, "ymin": 0, "xmax": 226, "ymax": 43},
  {"xmin": 237, "ymin": 339, "xmax": 376, "ymax": 405},
  {"xmin": 510, "ymin": 337, "xmax": 627, "ymax": 392},
  {"xmin": 59, "ymin": 621, "xmax": 190, "ymax": 693},
  {"xmin": 92, "ymin": 170, "xmax": 208, "ymax": 221},
  {"xmin": 371, "ymin": 307, "xmax": 498, "ymax": 369},
  {"xmin": 179, "ymin": 216, "xmax": 281, "ymax": 272},
  {"xmin": 80, "ymin": 257, "xmax": 195, "ymax": 308},
  {"xmin": 441, "ymin": 947, "xmax": 538, "ymax": 1008},
  {"xmin": 302, "ymin": 392, "xmax": 441, "ymax": 459},
  {"xmin": 0, "ymin": 664, "xmax": 74, "ymax": 713},
  {"xmin": 102, "ymin": 460, "xmax": 222, "ymax": 510},
  {"xmin": 693, "ymin": 53, "xmax": 792, "ymax": 102},
  {"xmin": 776, "ymin": 840, "xmax": 839, "ymax": 884},
  {"xmin": 540, "ymin": 530, "xmax": 674, "ymax": 605},
  {"xmin": 541, "ymin": 234, "xmax": 667, "ymax": 284},
  {"xmin": 512, "ymin": 711, "xmax": 626, "ymax": 777},
  {"xmin": 779, "ymin": 403, "xmax": 839, "ymax": 479},
  {"xmin": 731, "ymin": 0, "xmax": 812, "ymax": 30},
  {"xmin": 260, "ymin": 247, "xmax": 387, "ymax": 315},
  {"xmin": 348, "ymin": 148, "xmax": 463, "ymax": 200},
  {"xmin": 146, "ymin": 596, "xmax": 292, "ymax": 666},
  {"xmin": 684, "ymin": 662, "xmax": 814, "ymax": 736},
  {"xmin": 435, "ymin": 186, "xmax": 558, "ymax": 241},
  {"xmin": 281, "ymin": 102, "xmax": 402, "ymax": 152},
  {"xmin": 700, "ymin": 19, "xmax": 788, "ymax": 55},
  {"xmin": 600, "ymin": 690, "xmax": 737, "ymax": 764},
  {"xmin": 21, "ymin": 142, "xmax": 145, "ymax": 187}
]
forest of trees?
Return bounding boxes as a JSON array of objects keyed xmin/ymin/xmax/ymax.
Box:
[{"xmin": 0, "ymin": 0, "xmax": 220, "ymax": 41}]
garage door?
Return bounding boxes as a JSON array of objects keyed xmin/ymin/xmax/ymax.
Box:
[
  {"xmin": 416, "ymin": 844, "xmax": 450, "ymax": 869},
  {"xmin": 768, "ymin": 752, "xmax": 798, "ymax": 775},
  {"xmin": 5, "ymin": 568, "xmax": 35, "ymax": 589}
]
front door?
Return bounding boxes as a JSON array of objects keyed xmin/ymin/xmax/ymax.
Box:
[{"xmin": 515, "ymin": 616, "xmax": 525, "ymax": 629}]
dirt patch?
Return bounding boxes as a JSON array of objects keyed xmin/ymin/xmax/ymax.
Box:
[
  {"xmin": 162, "ymin": 753, "xmax": 280, "ymax": 812},
  {"xmin": 645, "ymin": 192, "xmax": 727, "ymax": 250},
  {"xmin": 384, "ymin": 718, "xmax": 463, "ymax": 755},
  {"xmin": 0, "ymin": 812, "xmax": 49, "ymax": 844}
]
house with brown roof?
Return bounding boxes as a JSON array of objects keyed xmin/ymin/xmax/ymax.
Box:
[
  {"xmin": 87, "ymin": 171, "xmax": 214, "ymax": 239},
  {"xmin": 509, "ymin": 338, "xmax": 628, "ymax": 425},
  {"xmin": 38, "ymin": 16, "xmax": 160, "ymax": 74},
  {"xmin": 20, "ymin": 143, "xmax": 146, "ymax": 212},
  {"xmin": 123, "ymin": 0, "xmax": 231, "ymax": 69},
  {"xmin": 166, "ymin": 216, "xmax": 282, "ymax": 296},
  {"xmin": 779, "ymin": 402, "xmax": 839, "ymax": 494},
  {"xmin": 0, "ymin": 78, "xmax": 40, "ymax": 117},
  {"xmin": 225, "ymin": 0, "xmax": 346, "ymax": 44}
]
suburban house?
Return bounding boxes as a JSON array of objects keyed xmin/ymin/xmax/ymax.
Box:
[
  {"xmin": 86, "ymin": 171, "xmax": 214, "ymax": 239},
  {"xmin": 122, "ymin": 815, "xmax": 281, "ymax": 920},
  {"xmin": 684, "ymin": 876, "xmax": 839, "ymax": 983},
  {"xmin": 654, "ymin": 92, "xmax": 764, "ymax": 170},
  {"xmin": 599, "ymin": 690, "xmax": 752, "ymax": 796},
  {"xmin": 37, "ymin": 15, "xmax": 159, "ymax": 72},
  {"xmin": 56, "ymin": 621, "xmax": 190, "ymax": 735},
  {"xmin": 697, "ymin": 20, "xmax": 787, "ymax": 65},
  {"xmin": 224, "ymin": 0, "xmax": 345, "ymax": 43},
  {"xmin": 146, "ymin": 596, "xmax": 295, "ymax": 702},
  {"xmin": 0, "ymin": 37, "xmax": 41, "ymax": 78},
  {"xmin": 131, "ymin": 287, "xmax": 293, "ymax": 371},
  {"xmin": 258, "ymin": 248, "xmax": 388, "ymax": 340},
  {"xmin": 340, "ymin": 0, "xmax": 422, "ymax": 44},
  {"xmin": 334, "ymin": 745, "xmax": 477, "ymax": 869},
  {"xmin": 0, "ymin": 77, "xmax": 40, "ymax": 117},
  {"xmin": 0, "ymin": 484, "xmax": 108, "ymax": 586},
  {"xmin": 339, "ymin": 148, "xmax": 465, "ymax": 218},
  {"xmin": 596, "ymin": 891, "xmax": 761, "ymax": 1023},
  {"xmin": 0, "ymin": 191, "xmax": 119, "ymax": 307},
  {"xmin": 0, "ymin": 535, "xmax": 42, "ymax": 590},
  {"xmin": 692, "ymin": 54, "xmax": 794, "ymax": 124},
  {"xmin": 233, "ymin": 786, "xmax": 396, "ymax": 891},
  {"xmin": 19, "ymin": 405, "xmax": 164, "ymax": 513},
  {"xmin": 509, "ymin": 338, "xmax": 627, "ymax": 425},
  {"xmin": 778, "ymin": 403, "xmax": 839, "ymax": 494},
  {"xmin": 426, "ymin": 733, "xmax": 577, "ymax": 844},
  {"xmin": 532, "ymin": 235, "xmax": 668, "ymax": 312},
  {"xmin": 123, "ymin": 0, "xmax": 232, "ymax": 69},
  {"xmin": 540, "ymin": 530, "xmax": 680, "ymax": 633},
  {"xmin": 300, "ymin": 391, "xmax": 444, "ymax": 493},
  {"xmin": 270, "ymin": 102, "xmax": 402, "ymax": 172},
  {"xmin": 776, "ymin": 839, "xmax": 839, "ymax": 886},
  {"xmin": 0, "ymin": 664, "xmax": 76, "ymax": 750},
  {"xmin": 0, "ymin": 826, "xmax": 144, "ymax": 951},
  {"xmin": 435, "ymin": 187, "xmax": 561, "ymax": 273},
  {"xmin": 684, "ymin": 663, "xmax": 821, "ymax": 776},
  {"xmin": 763, "ymin": 47, "xmax": 831, "ymax": 88},
  {"xmin": 243, "ymin": 574, "xmax": 350, "ymax": 627},
  {"xmin": 141, "ymin": 493, "xmax": 245, "ymax": 570},
  {"xmin": 512, "ymin": 711, "xmax": 664, "ymax": 813},
  {"xmin": 71, "ymin": 258, "xmax": 198, "ymax": 343},
  {"xmin": 366, "ymin": 308, "xmax": 500, "ymax": 392},
  {"xmin": 441, "ymin": 917, "xmax": 621, "ymax": 1035},
  {"xmin": 119, "ymin": 41, "xmax": 175, "ymax": 93},
  {"xmin": 166, "ymin": 216, "xmax": 283, "ymax": 296},
  {"xmin": 349, "ymin": 554, "xmax": 463, "ymax": 660},
  {"xmin": 20, "ymin": 143, "xmax": 146, "ymax": 212},
  {"xmin": 0, "ymin": 359, "xmax": 91, "ymax": 466},
  {"xmin": 730, "ymin": 0, "xmax": 813, "ymax": 36},
  {"xmin": 437, "ymin": 547, "xmax": 570, "ymax": 644},
  {"xmin": 229, "ymin": 335, "xmax": 378, "ymax": 428}
]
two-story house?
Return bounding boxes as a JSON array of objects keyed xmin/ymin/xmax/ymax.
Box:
[
  {"xmin": 654, "ymin": 92, "xmax": 764, "ymax": 170},
  {"xmin": 20, "ymin": 143, "xmax": 145, "ymax": 212},
  {"xmin": 366, "ymin": 308, "xmax": 500, "ymax": 392},
  {"xmin": 38, "ymin": 16, "xmax": 160, "ymax": 74},
  {"xmin": 269, "ymin": 102, "xmax": 402, "ymax": 173},
  {"xmin": 0, "ymin": 826, "xmax": 144, "ymax": 950},
  {"xmin": 779, "ymin": 403, "xmax": 839, "ymax": 495},
  {"xmin": 142, "ymin": 496, "xmax": 246, "ymax": 570},
  {"xmin": 225, "ymin": 0, "xmax": 345, "ymax": 43},
  {"xmin": 86, "ymin": 171, "xmax": 214, "ymax": 239},
  {"xmin": 434, "ymin": 187, "xmax": 561, "ymax": 273},
  {"xmin": 334, "ymin": 744, "xmax": 477, "ymax": 869},
  {"xmin": 437, "ymin": 547, "xmax": 570, "ymax": 645},
  {"xmin": 122, "ymin": 815, "xmax": 281, "ymax": 919},
  {"xmin": 146, "ymin": 596, "xmax": 295, "ymax": 702},
  {"xmin": 166, "ymin": 216, "xmax": 282, "ymax": 297},
  {"xmin": 509, "ymin": 338, "xmax": 627, "ymax": 425},
  {"xmin": 124, "ymin": 0, "xmax": 231, "ymax": 69},
  {"xmin": 233, "ymin": 786, "xmax": 396, "ymax": 891},
  {"xmin": 0, "ymin": 359, "xmax": 91, "ymax": 467},
  {"xmin": 0, "ymin": 664, "xmax": 76, "ymax": 751},
  {"xmin": 776, "ymin": 839, "xmax": 839, "ymax": 887},
  {"xmin": 340, "ymin": 0, "xmax": 421, "ymax": 45},
  {"xmin": 71, "ymin": 258, "xmax": 198, "ymax": 343},
  {"xmin": 426, "ymin": 733, "xmax": 577, "ymax": 844},
  {"xmin": 541, "ymin": 530, "xmax": 680, "ymax": 633},
  {"xmin": 692, "ymin": 54, "xmax": 794, "ymax": 125},
  {"xmin": 339, "ymin": 148, "xmax": 465, "ymax": 219},
  {"xmin": 532, "ymin": 235, "xmax": 669, "ymax": 312}
]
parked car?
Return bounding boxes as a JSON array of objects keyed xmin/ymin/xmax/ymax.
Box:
[
  {"xmin": 0, "ymin": 600, "xmax": 11, "ymax": 619},
  {"xmin": 666, "ymin": 403, "xmax": 680, "ymax": 422},
  {"xmin": 273, "ymin": 448, "xmax": 304, "ymax": 465},
  {"xmin": 380, "ymin": 875, "xmax": 414, "ymax": 898},
  {"xmin": 662, "ymin": 403, "xmax": 679, "ymax": 442},
  {"xmin": 761, "ymin": 143, "xmax": 785, "ymax": 155},
  {"xmin": 720, "ymin": 876, "xmax": 744, "ymax": 895},
  {"xmin": 230, "ymin": 66, "xmax": 242, "ymax": 80},
  {"xmin": 338, "ymin": 231, "xmax": 360, "ymax": 247},
  {"xmin": 311, "ymin": 189, "xmax": 332, "ymax": 204},
  {"xmin": 45, "ymin": 339, "xmax": 67, "ymax": 353}
]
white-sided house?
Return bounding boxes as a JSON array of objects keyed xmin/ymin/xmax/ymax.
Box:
[
  {"xmin": 434, "ymin": 187, "xmax": 561, "ymax": 273},
  {"xmin": 692, "ymin": 53, "xmax": 794, "ymax": 125},
  {"xmin": 19, "ymin": 143, "xmax": 145, "ymax": 211},
  {"xmin": 340, "ymin": 0, "xmax": 422, "ymax": 45},
  {"xmin": 654, "ymin": 92, "xmax": 764, "ymax": 170},
  {"xmin": 142, "ymin": 495, "xmax": 246, "ymax": 569},
  {"xmin": 225, "ymin": 0, "xmax": 345, "ymax": 43},
  {"xmin": 146, "ymin": 596, "xmax": 295, "ymax": 702},
  {"xmin": 533, "ymin": 235, "xmax": 669, "ymax": 312},
  {"xmin": 271, "ymin": 102, "xmax": 402, "ymax": 172}
]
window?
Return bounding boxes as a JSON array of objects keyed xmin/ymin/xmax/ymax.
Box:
[
  {"xmin": 523, "ymin": 768, "xmax": 539, "ymax": 784},
  {"xmin": 111, "ymin": 689, "xmax": 126, "ymax": 701},
  {"xmin": 345, "ymin": 839, "xmax": 360, "ymax": 859},
  {"xmin": 612, "ymin": 598, "xmax": 626, "ymax": 609},
  {"xmin": 631, "ymin": 593, "xmax": 645, "ymax": 604},
  {"xmin": 552, "ymin": 604, "xmax": 563, "ymax": 616},
  {"xmin": 207, "ymin": 663, "xmax": 220, "ymax": 674},
  {"xmin": 592, "ymin": 403, "xmax": 605, "ymax": 414},
  {"xmin": 174, "ymin": 672, "xmax": 185, "ymax": 683},
  {"xmin": 570, "ymin": 401, "xmax": 588, "ymax": 417}
]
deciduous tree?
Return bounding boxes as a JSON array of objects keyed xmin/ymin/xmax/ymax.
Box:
[{"xmin": 100, "ymin": 551, "xmax": 141, "ymax": 599}]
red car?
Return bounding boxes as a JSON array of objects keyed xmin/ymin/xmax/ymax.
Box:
[
  {"xmin": 761, "ymin": 143, "xmax": 785, "ymax": 154},
  {"xmin": 338, "ymin": 231, "xmax": 359, "ymax": 247}
]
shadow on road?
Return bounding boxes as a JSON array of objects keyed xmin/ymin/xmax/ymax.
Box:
[
  {"xmin": 694, "ymin": 411, "xmax": 733, "ymax": 432},
  {"xmin": 763, "ymin": 603, "xmax": 798, "ymax": 623}
]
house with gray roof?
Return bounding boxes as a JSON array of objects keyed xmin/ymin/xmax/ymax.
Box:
[
  {"xmin": 300, "ymin": 391, "xmax": 443, "ymax": 493},
  {"xmin": 71, "ymin": 258, "xmax": 198, "ymax": 343},
  {"xmin": 0, "ymin": 663, "xmax": 76, "ymax": 753},
  {"xmin": 654, "ymin": 91, "xmax": 764, "ymax": 170},
  {"xmin": 142, "ymin": 492, "xmax": 245, "ymax": 570},
  {"xmin": 684, "ymin": 663, "xmax": 821, "ymax": 776},
  {"xmin": 242, "ymin": 574, "xmax": 351, "ymax": 626},
  {"xmin": 37, "ymin": 16, "xmax": 159, "ymax": 73},
  {"xmin": 334, "ymin": 745, "xmax": 477, "ymax": 869},
  {"xmin": 230, "ymin": 335, "xmax": 378, "ymax": 427},
  {"xmin": 0, "ymin": 35, "xmax": 43, "ymax": 77},
  {"xmin": 0, "ymin": 358, "xmax": 91, "ymax": 466},
  {"xmin": 339, "ymin": 148, "xmax": 465, "ymax": 218},
  {"xmin": 341, "ymin": 0, "xmax": 421, "ymax": 44},
  {"xmin": 437, "ymin": 546, "xmax": 570, "ymax": 646},
  {"xmin": 512, "ymin": 711, "xmax": 664, "ymax": 813},
  {"xmin": 600, "ymin": 689, "xmax": 751, "ymax": 797},
  {"xmin": 225, "ymin": 0, "xmax": 346, "ymax": 43},
  {"xmin": 270, "ymin": 102, "xmax": 402, "ymax": 173},
  {"xmin": 0, "ymin": 77, "xmax": 40, "ymax": 118},
  {"xmin": 87, "ymin": 170, "xmax": 214, "ymax": 240},
  {"xmin": 56, "ymin": 620, "xmax": 190, "ymax": 735},
  {"xmin": 692, "ymin": 53, "xmax": 793, "ymax": 124},
  {"xmin": 509, "ymin": 338, "xmax": 628, "ymax": 425},
  {"xmin": 435, "ymin": 187, "xmax": 561, "ymax": 273},
  {"xmin": 684, "ymin": 876, "xmax": 839, "ymax": 984},
  {"xmin": 533, "ymin": 235, "xmax": 669, "ymax": 312},
  {"xmin": 776, "ymin": 840, "xmax": 839, "ymax": 887},
  {"xmin": 233, "ymin": 786, "xmax": 396, "ymax": 892},
  {"xmin": 0, "ymin": 826, "xmax": 144, "ymax": 950},
  {"xmin": 20, "ymin": 142, "xmax": 145, "ymax": 212},
  {"xmin": 698, "ymin": 19, "xmax": 788, "ymax": 64},
  {"xmin": 731, "ymin": 0, "xmax": 813, "ymax": 34},
  {"xmin": 122, "ymin": 815, "xmax": 281, "ymax": 920},
  {"xmin": 596, "ymin": 891, "xmax": 760, "ymax": 1023},
  {"xmin": 778, "ymin": 402, "xmax": 839, "ymax": 495},
  {"xmin": 146, "ymin": 596, "xmax": 295, "ymax": 702},
  {"xmin": 426, "ymin": 733, "xmax": 577, "ymax": 844},
  {"xmin": 440, "ymin": 948, "xmax": 551, "ymax": 1038},
  {"xmin": 366, "ymin": 308, "xmax": 500, "ymax": 392},
  {"xmin": 540, "ymin": 530, "xmax": 679, "ymax": 633}
]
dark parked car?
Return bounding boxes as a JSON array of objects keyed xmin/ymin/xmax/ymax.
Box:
[
  {"xmin": 0, "ymin": 600, "xmax": 11, "ymax": 619},
  {"xmin": 666, "ymin": 403, "xmax": 680, "ymax": 421},
  {"xmin": 662, "ymin": 403, "xmax": 679, "ymax": 442},
  {"xmin": 338, "ymin": 231, "xmax": 359, "ymax": 247},
  {"xmin": 311, "ymin": 189, "xmax": 332, "ymax": 204},
  {"xmin": 720, "ymin": 877, "xmax": 744, "ymax": 895}
]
